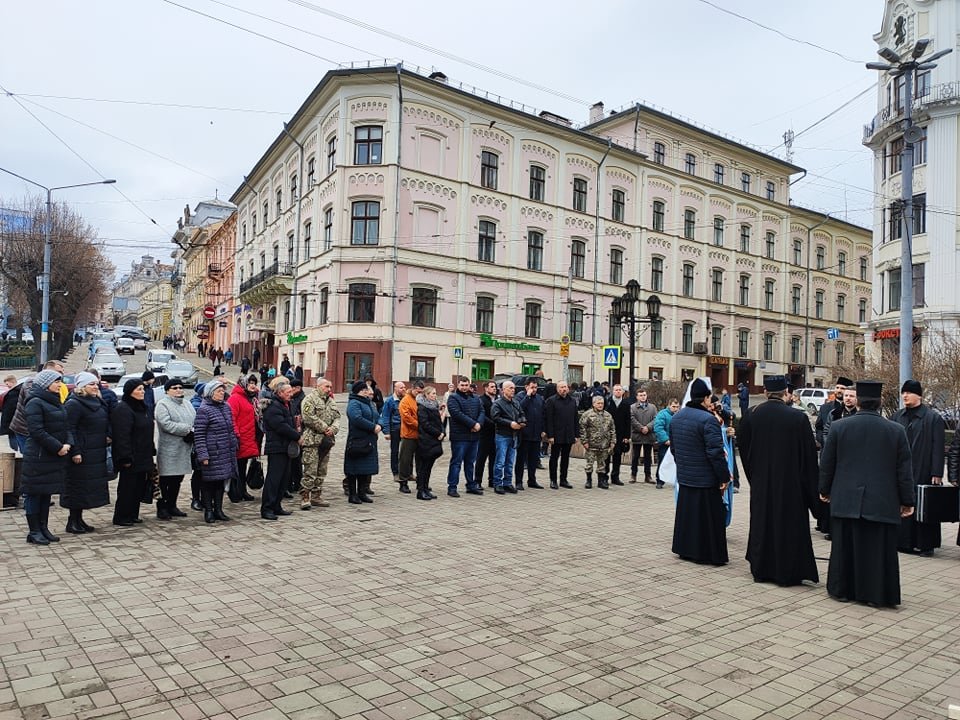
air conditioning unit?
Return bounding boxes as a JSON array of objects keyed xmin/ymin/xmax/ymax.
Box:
[{"xmin": 693, "ymin": 342, "xmax": 708, "ymax": 355}]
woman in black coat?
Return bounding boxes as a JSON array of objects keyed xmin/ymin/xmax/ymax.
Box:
[
  {"xmin": 21, "ymin": 370, "xmax": 72, "ymax": 545},
  {"xmin": 415, "ymin": 386, "xmax": 444, "ymax": 501},
  {"xmin": 260, "ymin": 379, "xmax": 301, "ymax": 520},
  {"xmin": 111, "ymin": 379, "xmax": 156, "ymax": 526},
  {"xmin": 63, "ymin": 372, "xmax": 111, "ymax": 534}
]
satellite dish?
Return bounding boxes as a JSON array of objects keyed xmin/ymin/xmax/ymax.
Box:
[{"xmin": 903, "ymin": 125, "xmax": 925, "ymax": 144}]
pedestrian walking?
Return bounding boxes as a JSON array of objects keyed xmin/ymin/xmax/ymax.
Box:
[
  {"xmin": 819, "ymin": 380, "xmax": 915, "ymax": 607},
  {"xmin": 344, "ymin": 380, "xmax": 380, "ymax": 504},
  {"xmin": 62, "ymin": 372, "xmax": 110, "ymax": 534},
  {"xmin": 737, "ymin": 382, "xmax": 749, "ymax": 417},
  {"xmin": 580, "ymin": 395, "xmax": 616, "ymax": 489}
]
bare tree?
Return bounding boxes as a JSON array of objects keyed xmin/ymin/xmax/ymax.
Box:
[{"xmin": 0, "ymin": 197, "xmax": 114, "ymax": 361}]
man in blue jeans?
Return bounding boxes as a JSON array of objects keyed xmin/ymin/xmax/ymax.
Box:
[
  {"xmin": 446, "ymin": 376, "xmax": 486, "ymax": 497},
  {"xmin": 491, "ymin": 380, "xmax": 526, "ymax": 494}
]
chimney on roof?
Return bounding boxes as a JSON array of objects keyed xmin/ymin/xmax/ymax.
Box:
[
  {"xmin": 429, "ymin": 71, "xmax": 448, "ymax": 84},
  {"xmin": 589, "ymin": 101, "xmax": 604, "ymax": 124},
  {"xmin": 538, "ymin": 110, "xmax": 572, "ymax": 127}
]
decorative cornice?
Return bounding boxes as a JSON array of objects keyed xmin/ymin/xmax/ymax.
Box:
[
  {"xmin": 400, "ymin": 177, "xmax": 457, "ymax": 200},
  {"xmin": 318, "ymin": 180, "xmax": 336, "ymax": 202},
  {"xmin": 520, "ymin": 205, "xmax": 554, "ymax": 222},
  {"xmin": 648, "ymin": 177, "xmax": 675, "ymax": 194},
  {"xmin": 835, "ymin": 280, "xmax": 852, "ymax": 291},
  {"xmin": 350, "ymin": 99, "xmax": 389, "ymax": 117},
  {"xmin": 679, "ymin": 243, "xmax": 702, "ymax": 256},
  {"xmin": 348, "ymin": 172, "xmax": 385, "ymax": 186},
  {"xmin": 647, "ymin": 236, "xmax": 671, "ymax": 250},
  {"xmin": 737, "ymin": 206, "xmax": 758, "ymax": 218},
  {"xmin": 567, "ymin": 154, "xmax": 598, "ymax": 172},
  {"xmin": 521, "ymin": 141, "xmax": 558, "ymax": 160},
  {"xmin": 710, "ymin": 197, "xmax": 733, "ymax": 212},
  {"xmin": 762, "ymin": 213, "xmax": 782, "ymax": 224},
  {"xmin": 605, "ymin": 225, "xmax": 631, "ymax": 240},
  {"xmin": 708, "ymin": 250, "xmax": 731, "ymax": 262},
  {"xmin": 564, "ymin": 216, "xmax": 595, "ymax": 231},
  {"xmin": 321, "ymin": 111, "xmax": 339, "ymax": 138},
  {"xmin": 735, "ymin": 257, "xmax": 756, "ymax": 268},
  {"xmin": 762, "ymin": 263, "xmax": 778, "ymax": 273},
  {"xmin": 680, "ymin": 186, "xmax": 705, "ymax": 202},
  {"xmin": 472, "ymin": 126, "xmax": 511, "ymax": 146},
  {"xmin": 607, "ymin": 167, "xmax": 636, "ymax": 184},
  {"xmin": 471, "ymin": 194, "xmax": 508, "ymax": 211},
  {"xmin": 403, "ymin": 104, "xmax": 462, "ymax": 131}
]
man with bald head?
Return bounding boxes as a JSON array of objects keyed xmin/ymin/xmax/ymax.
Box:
[
  {"xmin": 544, "ymin": 380, "xmax": 578, "ymax": 489},
  {"xmin": 378, "ymin": 380, "xmax": 406, "ymax": 485}
]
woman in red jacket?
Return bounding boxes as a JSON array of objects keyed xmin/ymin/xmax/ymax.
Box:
[{"xmin": 227, "ymin": 374, "xmax": 261, "ymax": 501}]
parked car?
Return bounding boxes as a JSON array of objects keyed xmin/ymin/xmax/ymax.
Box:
[
  {"xmin": 117, "ymin": 373, "xmax": 166, "ymax": 404},
  {"xmin": 115, "ymin": 337, "xmax": 136, "ymax": 355},
  {"xmin": 88, "ymin": 339, "xmax": 114, "ymax": 360},
  {"xmin": 496, "ymin": 374, "xmax": 547, "ymax": 395},
  {"xmin": 90, "ymin": 351, "xmax": 125, "ymax": 382},
  {"xmin": 145, "ymin": 350, "xmax": 176, "ymax": 373},
  {"xmin": 163, "ymin": 360, "xmax": 199, "ymax": 388},
  {"xmin": 794, "ymin": 387, "xmax": 833, "ymax": 414},
  {"xmin": 132, "ymin": 337, "xmax": 147, "ymax": 350}
]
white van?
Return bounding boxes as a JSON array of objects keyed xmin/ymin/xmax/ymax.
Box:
[{"xmin": 795, "ymin": 387, "xmax": 833, "ymax": 414}]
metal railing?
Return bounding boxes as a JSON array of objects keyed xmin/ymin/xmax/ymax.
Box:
[
  {"xmin": 239, "ymin": 261, "xmax": 293, "ymax": 295},
  {"xmin": 863, "ymin": 81, "xmax": 960, "ymax": 140}
]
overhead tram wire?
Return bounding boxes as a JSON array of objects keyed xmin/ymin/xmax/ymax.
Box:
[{"xmin": 12, "ymin": 93, "xmax": 289, "ymax": 116}]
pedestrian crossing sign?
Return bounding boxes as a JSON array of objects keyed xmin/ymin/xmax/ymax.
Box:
[
  {"xmin": 602, "ymin": 345, "xmax": 622, "ymax": 369},
  {"xmin": 453, "ymin": 346, "xmax": 464, "ymax": 359}
]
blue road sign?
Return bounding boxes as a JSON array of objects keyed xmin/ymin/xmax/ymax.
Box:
[
  {"xmin": 826, "ymin": 328, "xmax": 839, "ymax": 341},
  {"xmin": 602, "ymin": 345, "xmax": 622, "ymax": 369}
]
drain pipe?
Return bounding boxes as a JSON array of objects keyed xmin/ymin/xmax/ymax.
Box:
[
  {"xmin": 590, "ymin": 138, "xmax": 612, "ymax": 384},
  {"xmin": 280, "ymin": 123, "xmax": 304, "ymax": 349},
  {"xmin": 390, "ymin": 63, "xmax": 404, "ymax": 384}
]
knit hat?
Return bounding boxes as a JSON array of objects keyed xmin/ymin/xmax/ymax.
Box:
[
  {"xmin": 74, "ymin": 372, "xmax": 99, "ymax": 390},
  {"xmin": 141, "ymin": 370, "xmax": 155, "ymax": 382},
  {"xmin": 34, "ymin": 369, "xmax": 62, "ymax": 389},
  {"xmin": 203, "ymin": 380, "xmax": 225, "ymax": 398},
  {"xmin": 164, "ymin": 377, "xmax": 185, "ymax": 392},
  {"xmin": 689, "ymin": 378, "xmax": 711, "ymax": 400},
  {"xmin": 351, "ymin": 380, "xmax": 367, "ymax": 394},
  {"xmin": 123, "ymin": 378, "xmax": 144, "ymax": 397},
  {"xmin": 901, "ymin": 379, "xmax": 923, "ymax": 396}
]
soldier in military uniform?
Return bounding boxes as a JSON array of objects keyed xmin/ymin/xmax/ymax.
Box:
[
  {"xmin": 299, "ymin": 377, "xmax": 341, "ymax": 509},
  {"xmin": 580, "ymin": 395, "xmax": 616, "ymax": 489}
]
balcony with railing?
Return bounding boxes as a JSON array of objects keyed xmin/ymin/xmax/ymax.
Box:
[
  {"xmin": 238, "ymin": 261, "xmax": 294, "ymax": 304},
  {"xmin": 863, "ymin": 81, "xmax": 960, "ymax": 143},
  {"xmin": 207, "ymin": 263, "xmax": 222, "ymax": 279}
]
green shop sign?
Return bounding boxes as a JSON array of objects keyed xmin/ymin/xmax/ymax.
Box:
[
  {"xmin": 479, "ymin": 333, "xmax": 540, "ymax": 352},
  {"xmin": 286, "ymin": 331, "xmax": 308, "ymax": 344}
]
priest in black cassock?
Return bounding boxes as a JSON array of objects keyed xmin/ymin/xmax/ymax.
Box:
[
  {"xmin": 819, "ymin": 380, "xmax": 915, "ymax": 607},
  {"xmin": 892, "ymin": 379, "xmax": 946, "ymax": 556},
  {"xmin": 738, "ymin": 375, "xmax": 820, "ymax": 586}
]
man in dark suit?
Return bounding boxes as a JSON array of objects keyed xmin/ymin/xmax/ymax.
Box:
[
  {"xmin": 605, "ymin": 384, "xmax": 633, "ymax": 486},
  {"xmin": 819, "ymin": 380, "xmax": 915, "ymax": 607}
]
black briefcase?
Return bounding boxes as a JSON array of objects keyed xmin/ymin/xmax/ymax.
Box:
[{"xmin": 916, "ymin": 484, "xmax": 960, "ymax": 523}]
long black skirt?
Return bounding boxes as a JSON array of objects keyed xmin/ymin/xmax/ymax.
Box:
[
  {"xmin": 828, "ymin": 517, "xmax": 900, "ymax": 607},
  {"xmin": 672, "ymin": 484, "xmax": 728, "ymax": 566}
]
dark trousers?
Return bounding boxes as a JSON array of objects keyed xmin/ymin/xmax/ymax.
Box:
[
  {"xmin": 631, "ymin": 443, "xmax": 653, "ymax": 478},
  {"xmin": 398, "ymin": 437, "xmax": 417, "ymax": 483},
  {"xmin": 262, "ymin": 453, "xmax": 290, "ymax": 514},
  {"xmin": 114, "ymin": 469, "xmax": 148, "ymax": 523},
  {"xmin": 415, "ymin": 453, "xmax": 438, "ymax": 489},
  {"xmin": 158, "ymin": 474, "xmax": 183, "ymax": 511},
  {"xmin": 288, "ymin": 456, "xmax": 303, "ymax": 492},
  {"xmin": 549, "ymin": 442, "xmax": 572, "ymax": 482},
  {"xmin": 476, "ymin": 434, "xmax": 495, "ymax": 485},
  {"xmin": 515, "ymin": 439, "xmax": 541, "ymax": 485},
  {"xmin": 388, "ymin": 430, "xmax": 401, "ymax": 476},
  {"xmin": 190, "ymin": 465, "xmax": 203, "ymax": 501}
]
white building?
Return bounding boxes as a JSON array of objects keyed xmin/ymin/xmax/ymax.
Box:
[{"xmin": 864, "ymin": 0, "xmax": 960, "ymax": 357}]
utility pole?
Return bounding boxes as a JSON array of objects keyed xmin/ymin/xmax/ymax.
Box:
[{"xmin": 867, "ymin": 40, "xmax": 951, "ymax": 401}]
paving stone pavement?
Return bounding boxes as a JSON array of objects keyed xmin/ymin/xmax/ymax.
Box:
[{"xmin": 3, "ymin": 380, "xmax": 960, "ymax": 718}]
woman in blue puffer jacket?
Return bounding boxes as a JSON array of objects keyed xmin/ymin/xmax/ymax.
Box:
[{"xmin": 193, "ymin": 380, "xmax": 238, "ymax": 523}]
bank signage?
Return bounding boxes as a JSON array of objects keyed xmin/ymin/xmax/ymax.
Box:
[
  {"xmin": 479, "ymin": 333, "xmax": 540, "ymax": 352},
  {"xmin": 286, "ymin": 331, "xmax": 308, "ymax": 344}
]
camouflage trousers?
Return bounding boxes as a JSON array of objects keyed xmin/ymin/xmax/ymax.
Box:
[
  {"xmin": 583, "ymin": 447, "xmax": 611, "ymax": 475},
  {"xmin": 301, "ymin": 445, "xmax": 331, "ymax": 493}
]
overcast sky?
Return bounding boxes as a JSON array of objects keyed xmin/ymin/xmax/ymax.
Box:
[{"xmin": 1, "ymin": 0, "xmax": 883, "ymax": 278}]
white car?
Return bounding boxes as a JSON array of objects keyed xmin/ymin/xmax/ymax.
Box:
[
  {"xmin": 794, "ymin": 387, "xmax": 833, "ymax": 414},
  {"xmin": 90, "ymin": 351, "xmax": 125, "ymax": 382},
  {"xmin": 145, "ymin": 350, "xmax": 176, "ymax": 373},
  {"xmin": 132, "ymin": 337, "xmax": 147, "ymax": 350},
  {"xmin": 115, "ymin": 337, "xmax": 136, "ymax": 355},
  {"xmin": 163, "ymin": 360, "xmax": 199, "ymax": 388}
]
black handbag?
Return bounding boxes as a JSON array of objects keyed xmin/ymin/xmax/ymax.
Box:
[
  {"xmin": 345, "ymin": 435, "xmax": 373, "ymax": 458},
  {"xmin": 287, "ymin": 441, "xmax": 301, "ymax": 459},
  {"xmin": 246, "ymin": 458, "xmax": 264, "ymax": 490},
  {"xmin": 317, "ymin": 434, "xmax": 335, "ymax": 461}
]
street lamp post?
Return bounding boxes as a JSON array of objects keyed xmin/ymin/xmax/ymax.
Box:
[
  {"xmin": 866, "ymin": 39, "xmax": 952, "ymax": 399},
  {"xmin": 0, "ymin": 167, "xmax": 115, "ymax": 365},
  {"xmin": 612, "ymin": 279, "xmax": 662, "ymax": 393}
]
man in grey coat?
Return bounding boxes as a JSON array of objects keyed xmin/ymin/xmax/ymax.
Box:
[{"xmin": 629, "ymin": 387, "xmax": 657, "ymax": 483}]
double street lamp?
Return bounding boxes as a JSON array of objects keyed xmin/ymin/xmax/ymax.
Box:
[
  {"xmin": 0, "ymin": 167, "xmax": 116, "ymax": 365},
  {"xmin": 611, "ymin": 279, "xmax": 661, "ymax": 392}
]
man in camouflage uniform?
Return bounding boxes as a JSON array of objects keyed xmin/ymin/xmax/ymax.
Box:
[
  {"xmin": 580, "ymin": 394, "xmax": 616, "ymax": 489},
  {"xmin": 299, "ymin": 377, "xmax": 340, "ymax": 509}
]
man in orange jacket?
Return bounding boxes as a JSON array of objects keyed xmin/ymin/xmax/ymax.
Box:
[{"xmin": 397, "ymin": 381, "xmax": 423, "ymax": 493}]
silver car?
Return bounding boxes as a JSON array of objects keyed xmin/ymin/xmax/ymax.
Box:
[
  {"xmin": 163, "ymin": 360, "xmax": 199, "ymax": 388},
  {"xmin": 145, "ymin": 350, "xmax": 176, "ymax": 373},
  {"xmin": 90, "ymin": 351, "xmax": 125, "ymax": 382}
]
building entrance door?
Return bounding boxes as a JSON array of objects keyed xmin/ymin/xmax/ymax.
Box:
[
  {"xmin": 343, "ymin": 353, "xmax": 374, "ymax": 392},
  {"xmin": 471, "ymin": 359, "xmax": 493, "ymax": 381}
]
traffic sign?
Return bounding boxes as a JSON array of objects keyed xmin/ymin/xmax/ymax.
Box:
[
  {"xmin": 559, "ymin": 343, "xmax": 570, "ymax": 357},
  {"xmin": 601, "ymin": 345, "xmax": 622, "ymax": 369},
  {"xmin": 826, "ymin": 327, "xmax": 840, "ymax": 340},
  {"xmin": 453, "ymin": 346, "xmax": 464, "ymax": 359},
  {"xmin": 560, "ymin": 333, "xmax": 570, "ymax": 345},
  {"xmin": 203, "ymin": 306, "xmax": 216, "ymax": 319}
]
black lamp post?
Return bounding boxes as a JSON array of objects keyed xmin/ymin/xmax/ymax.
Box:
[{"xmin": 612, "ymin": 279, "xmax": 662, "ymax": 392}]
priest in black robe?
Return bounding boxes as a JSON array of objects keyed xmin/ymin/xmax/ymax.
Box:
[
  {"xmin": 892, "ymin": 379, "xmax": 946, "ymax": 555},
  {"xmin": 819, "ymin": 380, "xmax": 915, "ymax": 607},
  {"xmin": 739, "ymin": 375, "xmax": 820, "ymax": 586}
]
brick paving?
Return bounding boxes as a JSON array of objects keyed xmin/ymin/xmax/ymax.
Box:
[{"xmin": 2, "ymin": 351, "xmax": 960, "ymax": 719}]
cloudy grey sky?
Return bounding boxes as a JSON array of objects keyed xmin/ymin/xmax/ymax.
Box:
[{"xmin": 1, "ymin": 0, "xmax": 882, "ymax": 277}]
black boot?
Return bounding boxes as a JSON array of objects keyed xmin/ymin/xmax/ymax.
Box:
[
  {"xmin": 39, "ymin": 501, "xmax": 60, "ymax": 542},
  {"xmin": 201, "ymin": 487, "xmax": 216, "ymax": 523},
  {"xmin": 358, "ymin": 476, "xmax": 374, "ymax": 503},
  {"xmin": 416, "ymin": 478, "xmax": 430, "ymax": 501},
  {"xmin": 343, "ymin": 477, "xmax": 350, "ymax": 496},
  {"xmin": 598, "ymin": 474, "xmax": 609, "ymax": 489},
  {"xmin": 585, "ymin": 472, "xmax": 593, "ymax": 489},
  {"xmin": 26, "ymin": 514, "xmax": 49, "ymax": 545},
  {"xmin": 77, "ymin": 510, "xmax": 95, "ymax": 533},
  {"xmin": 399, "ymin": 480, "xmax": 411, "ymax": 494},
  {"xmin": 550, "ymin": 479, "xmax": 558, "ymax": 489},
  {"xmin": 425, "ymin": 483, "xmax": 436, "ymax": 499},
  {"xmin": 66, "ymin": 509, "xmax": 85, "ymax": 534},
  {"xmin": 348, "ymin": 476, "xmax": 361, "ymax": 504},
  {"xmin": 213, "ymin": 487, "xmax": 231, "ymax": 521},
  {"xmin": 516, "ymin": 480, "xmax": 525, "ymax": 491}
]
